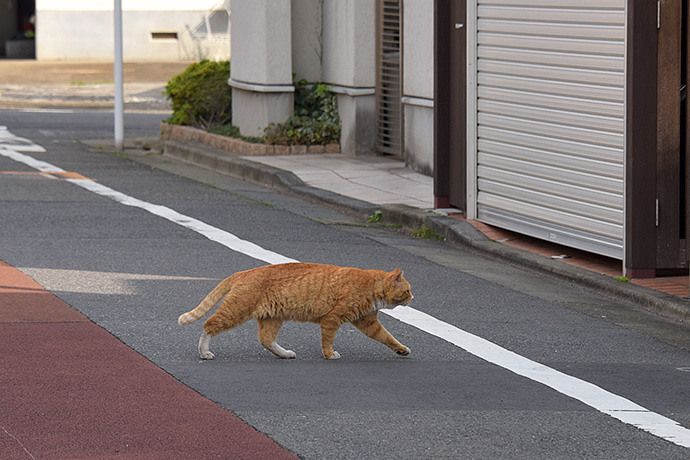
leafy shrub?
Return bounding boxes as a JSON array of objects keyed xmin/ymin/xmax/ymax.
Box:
[
  {"xmin": 164, "ymin": 60, "xmax": 231, "ymax": 129},
  {"xmin": 264, "ymin": 79, "xmax": 341, "ymax": 145}
]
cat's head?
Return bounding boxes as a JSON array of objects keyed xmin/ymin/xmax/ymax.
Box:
[{"xmin": 385, "ymin": 268, "xmax": 413, "ymax": 306}]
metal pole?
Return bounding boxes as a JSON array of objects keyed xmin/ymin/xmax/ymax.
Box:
[{"xmin": 114, "ymin": 0, "xmax": 124, "ymax": 152}]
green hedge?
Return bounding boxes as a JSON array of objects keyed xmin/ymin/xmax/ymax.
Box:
[
  {"xmin": 164, "ymin": 60, "xmax": 231, "ymax": 129},
  {"xmin": 164, "ymin": 63, "xmax": 340, "ymax": 146}
]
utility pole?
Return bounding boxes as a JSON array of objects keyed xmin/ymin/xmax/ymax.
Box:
[{"xmin": 114, "ymin": 0, "xmax": 124, "ymax": 152}]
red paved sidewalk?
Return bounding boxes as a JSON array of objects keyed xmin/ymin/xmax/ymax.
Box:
[{"xmin": 0, "ymin": 260, "xmax": 298, "ymax": 460}]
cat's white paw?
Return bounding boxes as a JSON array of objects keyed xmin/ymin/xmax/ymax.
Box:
[
  {"xmin": 198, "ymin": 330, "xmax": 214, "ymax": 360},
  {"xmin": 327, "ymin": 351, "xmax": 341, "ymax": 360},
  {"xmin": 268, "ymin": 342, "xmax": 296, "ymax": 359}
]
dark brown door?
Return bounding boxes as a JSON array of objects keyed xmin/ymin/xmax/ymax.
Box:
[
  {"xmin": 448, "ymin": 0, "xmax": 466, "ymax": 210},
  {"xmin": 656, "ymin": 0, "xmax": 689, "ymax": 274}
]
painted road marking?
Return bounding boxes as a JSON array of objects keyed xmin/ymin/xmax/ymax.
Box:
[
  {"xmin": 0, "ymin": 126, "xmax": 46, "ymax": 153},
  {"xmin": 384, "ymin": 306, "xmax": 690, "ymax": 448},
  {"xmin": 0, "ymin": 139, "xmax": 296, "ymax": 266},
  {"xmin": 1, "ymin": 171, "xmax": 94, "ymax": 180},
  {"xmin": 0, "ymin": 132, "xmax": 689, "ymax": 449},
  {"xmin": 68, "ymin": 178, "xmax": 297, "ymax": 266}
]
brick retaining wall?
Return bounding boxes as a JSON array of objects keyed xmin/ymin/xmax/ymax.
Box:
[{"xmin": 160, "ymin": 123, "xmax": 340, "ymax": 155}]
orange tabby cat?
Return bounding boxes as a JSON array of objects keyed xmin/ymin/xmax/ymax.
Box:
[{"xmin": 178, "ymin": 262, "xmax": 413, "ymax": 360}]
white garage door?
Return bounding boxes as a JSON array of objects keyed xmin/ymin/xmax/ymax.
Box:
[{"xmin": 471, "ymin": 0, "xmax": 626, "ymax": 259}]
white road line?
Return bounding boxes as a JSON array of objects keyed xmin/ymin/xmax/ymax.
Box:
[
  {"xmin": 1, "ymin": 138, "xmax": 689, "ymax": 449},
  {"xmin": 68, "ymin": 179, "xmax": 297, "ymax": 266},
  {"xmin": 0, "ymin": 135, "xmax": 294, "ymax": 266},
  {"xmin": 0, "ymin": 147, "xmax": 54, "ymax": 171},
  {"xmin": 0, "ymin": 126, "xmax": 47, "ymax": 153},
  {"xmin": 382, "ymin": 306, "xmax": 690, "ymax": 448}
]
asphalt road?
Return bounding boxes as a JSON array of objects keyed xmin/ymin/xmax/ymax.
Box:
[{"xmin": 1, "ymin": 109, "xmax": 690, "ymax": 459}]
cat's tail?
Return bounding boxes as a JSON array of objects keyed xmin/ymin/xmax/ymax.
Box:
[{"xmin": 178, "ymin": 278, "xmax": 231, "ymax": 325}]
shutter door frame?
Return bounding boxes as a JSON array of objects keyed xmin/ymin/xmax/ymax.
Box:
[{"xmin": 467, "ymin": 0, "xmax": 627, "ymax": 259}]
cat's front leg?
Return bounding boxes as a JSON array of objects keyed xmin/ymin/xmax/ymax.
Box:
[
  {"xmin": 351, "ymin": 312, "xmax": 410, "ymax": 356},
  {"xmin": 257, "ymin": 318, "xmax": 296, "ymax": 359},
  {"xmin": 394, "ymin": 345, "xmax": 410, "ymax": 356},
  {"xmin": 320, "ymin": 316, "xmax": 342, "ymax": 359}
]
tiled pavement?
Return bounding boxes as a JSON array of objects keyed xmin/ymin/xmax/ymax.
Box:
[{"xmin": 249, "ymin": 153, "xmax": 435, "ymax": 209}]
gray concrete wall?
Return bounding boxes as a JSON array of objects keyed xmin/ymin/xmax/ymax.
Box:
[
  {"xmin": 291, "ymin": 0, "xmax": 323, "ymax": 83},
  {"xmin": 402, "ymin": 0, "xmax": 434, "ymax": 175},
  {"xmin": 229, "ymin": 0, "xmax": 291, "ymax": 85},
  {"xmin": 322, "ymin": 0, "xmax": 375, "ymax": 88},
  {"xmin": 229, "ymin": 0, "xmax": 293, "ymax": 137},
  {"xmin": 404, "ymin": 102, "xmax": 434, "ymax": 175},
  {"xmin": 402, "ymin": 0, "xmax": 433, "ymax": 100},
  {"xmin": 321, "ymin": 0, "xmax": 376, "ymax": 156},
  {"xmin": 228, "ymin": 0, "xmax": 434, "ymax": 172}
]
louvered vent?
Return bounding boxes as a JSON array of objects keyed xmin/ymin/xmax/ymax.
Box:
[{"xmin": 376, "ymin": 0, "xmax": 403, "ymax": 156}]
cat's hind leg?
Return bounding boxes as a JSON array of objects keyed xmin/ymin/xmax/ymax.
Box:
[
  {"xmin": 199, "ymin": 303, "xmax": 251, "ymax": 359},
  {"xmin": 198, "ymin": 329, "xmax": 215, "ymax": 360},
  {"xmin": 257, "ymin": 318, "xmax": 296, "ymax": 359},
  {"xmin": 351, "ymin": 312, "xmax": 410, "ymax": 356}
]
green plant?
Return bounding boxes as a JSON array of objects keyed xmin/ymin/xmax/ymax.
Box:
[
  {"xmin": 164, "ymin": 60, "xmax": 231, "ymax": 129},
  {"xmin": 410, "ymin": 226, "xmax": 445, "ymax": 241},
  {"xmin": 367, "ymin": 210, "xmax": 383, "ymax": 223},
  {"xmin": 264, "ymin": 79, "xmax": 341, "ymax": 145},
  {"xmin": 615, "ymin": 276, "xmax": 630, "ymax": 282}
]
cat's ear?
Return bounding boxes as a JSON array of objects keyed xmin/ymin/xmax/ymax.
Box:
[{"xmin": 391, "ymin": 268, "xmax": 404, "ymax": 284}]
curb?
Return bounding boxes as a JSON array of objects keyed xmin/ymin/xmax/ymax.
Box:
[
  {"xmin": 164, "ymin": 140, "xmax": 378, "ymax": 218},
  {"xmin": 163, "ymin": 139, "xmax": 690, "ymax": 327}
]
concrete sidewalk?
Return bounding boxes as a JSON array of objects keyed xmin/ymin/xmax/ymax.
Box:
[{"xmin": 250, "ymin": 153, "xmax": 434, "ymax": 209}]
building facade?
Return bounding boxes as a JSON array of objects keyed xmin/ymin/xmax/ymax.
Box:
[
  {"xmin": 232, "ymin": 0, "xmax": 689, "ymax": 278},
  {"xmin": 33, "ymin": 0, "xmax": 230, "ymax": 61},
  {"xmin": 229, "ymin": 0, "xmax": 435, "ymax": 173},
  {"xmin": 435, "ymin": 0, "xmax": 689, "ymax": 277}
]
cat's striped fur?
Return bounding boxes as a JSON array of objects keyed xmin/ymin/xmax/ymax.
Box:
[{"xmin": 178, "ymin": 262, "xmax": 413, "ymax": 360}]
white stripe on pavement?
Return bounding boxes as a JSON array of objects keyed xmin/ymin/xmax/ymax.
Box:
[
  {"xmin": 1, "ymin": 139, "xmax": 689, "ymax": 450},
  {"xmin": 382, "ymin": 306, "xmax": 690, "ymax": 449},
  {"xmin": 68, "ymin": 178, "xmax": 297, "ymax": 266}
]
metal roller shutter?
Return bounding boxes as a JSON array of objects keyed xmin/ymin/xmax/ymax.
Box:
[{"xmin": 472, "ymin": 0, "xmax": 626, "ymax": 258}]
